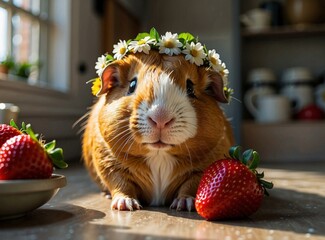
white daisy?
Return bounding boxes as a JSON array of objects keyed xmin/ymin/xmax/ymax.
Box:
[
  {"xmin": 157, "ymin": 32, "xmax": 182, "ymax": 56},
  {"xmin": 128, "ymin": 36, "xmax": 156, "ymax": 54},
  {"xmin": 207, "ymin": 49, "xmax": 222, "ymax": 71},
  {"xmin": 95, "ymin": 55, "xmax": 107, "ymax": 76},
  {"xmin": 113, "ymin": 40, "xmax": 128, "ymax": 60},
  {"xmin": 219, "ymin": 62, "xmax": 229, "ymax": 85},
  {"xmin": 182, "ymin": 42, "xmax": 206, "ymax": 66}
]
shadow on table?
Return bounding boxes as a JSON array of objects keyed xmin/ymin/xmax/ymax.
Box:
[
  {"xmin": 162, "ymin": 187, "xmax": 325, "ymax": 237},
  {"xmin": 0, "ymin": 203, "xmax": 194, "ymax": 240},
  {"xmin": 0, "ymin": 203, "xmax": 105, "ymax": 229}
]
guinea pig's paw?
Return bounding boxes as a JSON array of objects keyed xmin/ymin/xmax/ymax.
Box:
[
  {"xmin": 111, "ymin": 196, "xmax": 142, "ymax": 211},
  {"xmin": 170, "ymin": 197, "xmax": 195, "ymax": 212}
]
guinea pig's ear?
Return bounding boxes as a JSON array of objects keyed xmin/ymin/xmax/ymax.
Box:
[
  {"xmin": 206, "ymin": 71, "xmax": 229, "ymax": 103},
  {"xmin": 96, "ymin": 65, "xmax": 120, "ymax": 96}
]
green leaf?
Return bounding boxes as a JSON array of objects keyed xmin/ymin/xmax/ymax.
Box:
[
  {"xmin": 134, "ymin": 32, "xmax": 150, "ymax": 41},
  {"xmin": 242, "ymin": 149, "xmax": 260, "ymax": 170},
  {"xmin": 260, "ymin": 179, "xmax": 274, "ymax": 189},
  {"xmin": 48, "ymin": 148, "xmax": 68, "ymax": 169},
  {"xmin": 105, "ymin": 54, "xmax": 114, "ymax": 62},
  {"xmin": 179, "ymin": 32, "xmax": 195, "ymax": 43},
  {"xmin": 21, "ymin": 122, "xmax": 26, "ymax": 132},
  {"xmin": 256, "ymin": 171, "xmax": 265, "ymax": 178},
  {"xmin": 178, "ymin": 38, "xmax": 186, "ymax": 47},
  {"xmin": 229, "ymin": 146, "xmax": 242, "ymax": 161},
  {"xmin": 25, "ymin": 124, "xmax": 38, "ymax": 142},
  {"xmin": 242, "ymin": 149, "xmax": 253, "ymax": 165},
  {"xmin": 149, "ymin": 27, "xmax": 160, "ymax": 42},
  {"xmin": 10, "ymin": 119, "xmax": 19, "ymax": 130},
  {"xmin": 44, "ymin": 140, "xmax": 56, "ymax": 151},
  {"xmin": 249, "ymin": 151, "xmax": 260, "ymax": 169}
]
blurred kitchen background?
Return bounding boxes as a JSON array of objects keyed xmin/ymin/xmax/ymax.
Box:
[{"xmin": 0, "ymin": 0, "xmax": 324, "ymax": 163}]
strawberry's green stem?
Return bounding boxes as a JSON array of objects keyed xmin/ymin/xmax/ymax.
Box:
[
  {"xmin": 9, "ymin": 119, "xmax": 68, "ymax": 169},
  {"xmin": 229, "ymin": 145, "xmax": 273, "ymax": 195}
]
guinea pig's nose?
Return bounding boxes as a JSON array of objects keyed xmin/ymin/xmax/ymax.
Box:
[{"xmin": 147, "ymin": 111, "xmax": 175, "ymax": 129}]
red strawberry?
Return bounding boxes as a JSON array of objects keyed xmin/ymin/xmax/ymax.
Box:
[
  {"xmin": 0, "ymin": 135, "xmax": 53, "ymax": 179},
  {"xmin": 0, "ymin": 123, "xmax": 22, "ymax": 147},
  {"xmin": 195, "ymin": 146, "xmax": 273, "ymax": 220},
  {"xmin": 0, "ymin": 121, "xmax": 68, "ymax": 180}
]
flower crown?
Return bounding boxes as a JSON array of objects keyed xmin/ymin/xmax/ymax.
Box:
[{"xmin": 91, "ymin": 28, "xmax": 233, "ymax": 101}]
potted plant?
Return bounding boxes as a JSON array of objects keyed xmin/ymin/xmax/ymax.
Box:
[
  {"xmin": 0, "ymin": 57, "xmax": 15, "ymax": 74},
  {"xmin": 15, "ymin": 62, "xmax": 33, "ymax": 79}
]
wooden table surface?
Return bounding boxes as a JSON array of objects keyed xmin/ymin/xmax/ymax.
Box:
[{"xmin": 0, "ymin": 162, "xmax": 324, "ymax": 240}]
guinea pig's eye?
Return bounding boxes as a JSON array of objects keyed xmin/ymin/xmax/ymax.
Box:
[
  {"xmin": 186, "ymin": 79, "xmax": 197, "ymax": 98},
  {"xmin": 127, "ymin": 77, "xmax": 137, "ymax": 95}
]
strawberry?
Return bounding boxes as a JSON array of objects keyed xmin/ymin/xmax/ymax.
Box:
[
  {"xmin": 195, "ymin": 146, "xmax": 273, "ymax": 220},
  {"xmin": 0, "ymin": 121, "xmax": 68, "ymax": 180},
  {"xmin": 0, "ymin": 122, "xmax": 22, "ymax": 147}
]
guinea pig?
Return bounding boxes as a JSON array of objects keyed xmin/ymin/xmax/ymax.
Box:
[{"xmin": 82, "ymin": 50, "xmax": 234, "ymax": 211}]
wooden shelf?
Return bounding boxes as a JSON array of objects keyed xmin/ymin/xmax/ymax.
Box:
[
  {"xmin": 241, "ymin": 24, "xmax": 325, "ymax": 38},
  {"xmin": 242, "ymin": 120, "xmax": 325, "ymax": 162}
]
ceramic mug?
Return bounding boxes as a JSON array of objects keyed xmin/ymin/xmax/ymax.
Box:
[
  {"xmin": 0, "ymin": 103, "xmax": 20, "ymax": 124},
  {"xmin": 280, "ymin": 67, "xmax": 314, "ymax": 113},
  {"xmin": 240, "ymin": 8, "xmax": 272, "ymax": 31},
  {"xmin": 244, "ymin": 68, "xmax": 277, "ymax": 117},
  {"xmin": 253, "ymin": 95, "xmax": 291, "ymax": 123}
]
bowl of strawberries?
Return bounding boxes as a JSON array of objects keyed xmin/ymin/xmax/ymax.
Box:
[{"xmin": 0, "ymin": 120, "xmax": 68, "ymax": 220}]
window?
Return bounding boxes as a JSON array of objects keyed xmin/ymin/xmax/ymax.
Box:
[
  {"xmin": 0, "ymin": 0, "xmax": 71, "ymax": 92},
  {"xmin": 0, "ymin": 0, "xmax": 49, "ymax": 87}
]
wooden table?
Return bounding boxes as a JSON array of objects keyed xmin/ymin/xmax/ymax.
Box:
[{"xmin": 0, "ymin": 162, "xmax": 324, "ymax": 240}]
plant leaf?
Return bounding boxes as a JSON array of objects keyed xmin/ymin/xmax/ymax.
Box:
[
  {"xmin": 48, "ymin": 148, "xmax": 68, "ymax": 169},
  {"xmin": 25, "ymin": 124, "xmax": 38, "ymax": 142},
  {"xmin": 249, "ymin": 151, "xmax": 260, "ymax": 169},
  {"xmin": 150, "ymin": 27, "xmax": 160, "ymax": 42},
  {"xmin": 229, "ymin": 146, "xmax": 242, "ymax": 161},
  {"xmin": 21, "ymin": 122, "xmax": 26, "ymax": 132},
  {"xmin": 242, "ymin": 149, "xmax": 253, "ymax": 165},
  {"xmin": 44, "ymin": 140, "xmax": 56, "ymax": 151},
  {"xmin": 134, "ymin": 32, "xmax": 150, "ymax": 41},
  {"xmin": 260, "ymin": 179, "xmax": 274, "ymax": 189},
  {"xmin": 9, "ymin": 119, "xmax": 19, "ymax": 130},
  {"xmin": 105, "ymin": 54, "xmax": 114, "ymax": 62},
  {"xmin": 179, "ymin": 32, "xmax": 195, "ymax": 43},
  {"xmin": 256, "ymin": 171, "xmax": 265, "ymax": 178}
]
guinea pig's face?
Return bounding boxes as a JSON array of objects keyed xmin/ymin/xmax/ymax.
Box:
[{"xmin": 98, "ymin": 51, "xmax": 226, "ymax": 156}]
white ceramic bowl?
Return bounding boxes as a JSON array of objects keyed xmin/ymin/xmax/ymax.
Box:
[{"xmin": 0, "ymin": 174, "xmax": 67, "ymax": 220}]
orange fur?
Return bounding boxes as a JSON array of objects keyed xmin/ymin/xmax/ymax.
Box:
[{"xmin": 82, "ymin": 51, "xmax": 234, "ymax": 210}]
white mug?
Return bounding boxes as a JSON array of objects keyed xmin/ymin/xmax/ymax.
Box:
[
  {"xmin": 245, "ymin": 87, "xmax": 276, "ymax": 117},
  {"xmin": 254, "ymin": 95, "xmax": 291, "ymax": 123},
  {"xmin": 241, "ymin": 9, "xmax": 271, "ymax": 31},
  {"xmin": 245, "ymin": 68, "xmax": 277, "ymax": 117},
  {"xmin": 0, "ymin": 103, "xmax": 20, "ymax": 124},
  {"xmin": 281, "ymin": 67, "xmax": 314, "ymax": 113},
  {"xmin": 280, "ymin": 85, "xmax": 314, "ymax": 113}
]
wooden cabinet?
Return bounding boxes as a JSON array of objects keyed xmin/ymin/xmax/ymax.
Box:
[
  {"xmin": 101, "ymin": 0, "xmax": 140, "ymax": 53},
  {"xmin": 240, "ymin": 13, "xmax": 325, "ymax": 162}
]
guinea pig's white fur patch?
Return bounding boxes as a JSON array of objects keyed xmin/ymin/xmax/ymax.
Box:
[
  {"xmin": 137, "ymin": 72, "xmax": 198, "ymax": 205},
  {"xmin": 138, "ymin": 72, "xmax": 197, "ymax": 146},
  {"xmin": 146, "ymin": 150, "xmax": 178, "ymax": 206}
]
